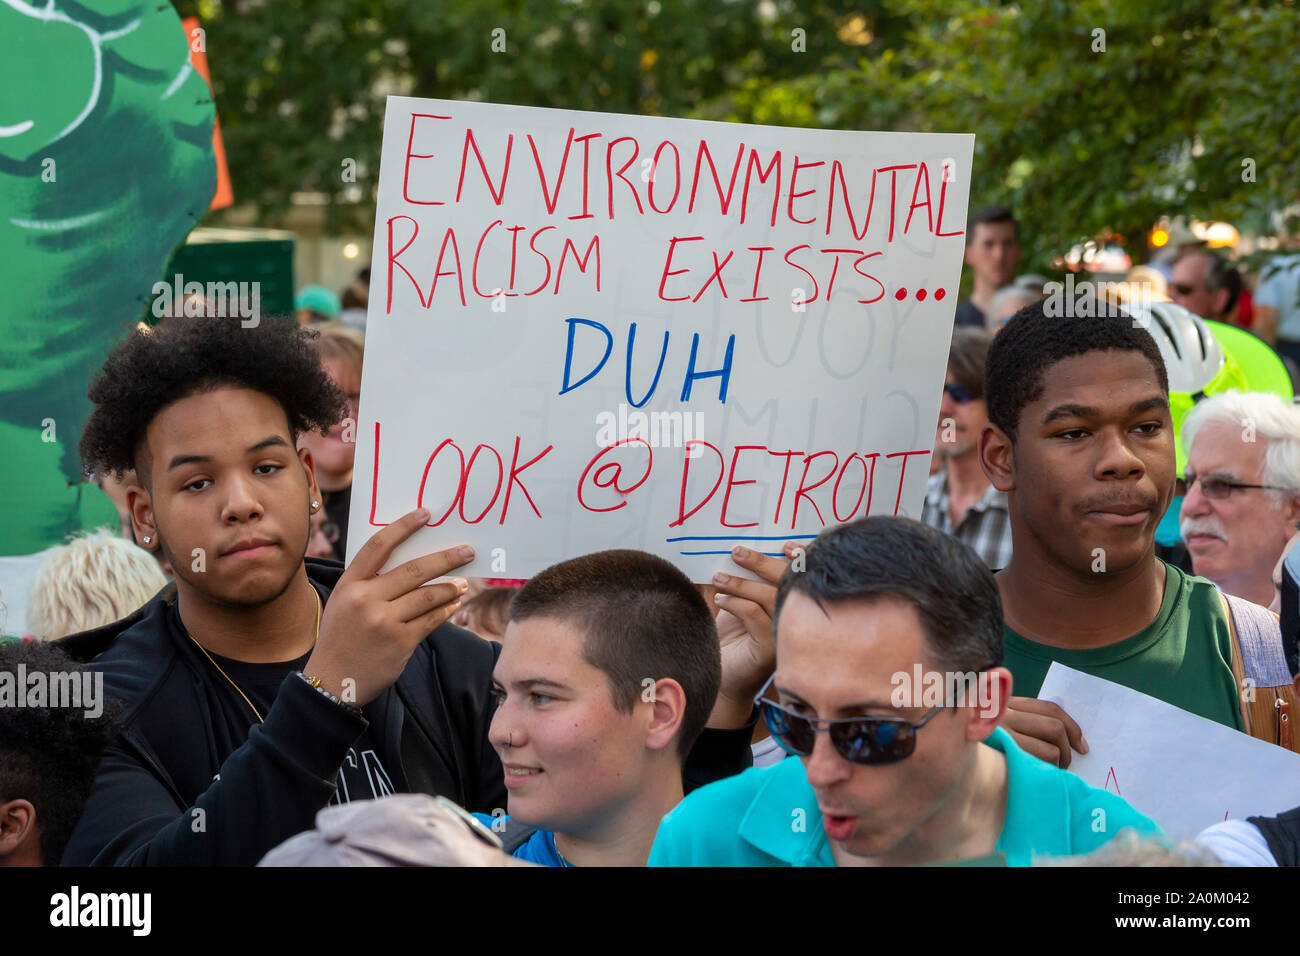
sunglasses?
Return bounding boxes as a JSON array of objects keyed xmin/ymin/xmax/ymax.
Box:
[
  {"xmin": 1176, "ymin": 474, "xmax": 1294, "ymax": 499},
  {"xmin": 754, "ymin": 673, "xmax": 947, "ymax": 766},
  {"xmin": 943, "ymin": 382, "xmax": 978, "ymax": 404}
]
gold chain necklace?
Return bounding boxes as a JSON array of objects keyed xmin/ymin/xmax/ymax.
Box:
[{"xmin": 189, "ymin": 585, "xmax": 323, "ymax": 724}]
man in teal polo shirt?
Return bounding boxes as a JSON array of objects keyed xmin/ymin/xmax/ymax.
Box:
[{"xmin": 649, "ymin": 517, "xmax": 1160, "ymax": 867}]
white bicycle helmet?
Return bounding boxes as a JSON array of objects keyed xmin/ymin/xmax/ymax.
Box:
[{"xmin": 1126, "ymin": 300, "xmax": 1225, "ymax": 395}]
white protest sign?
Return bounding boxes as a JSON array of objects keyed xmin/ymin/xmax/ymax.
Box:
[
  {"xmin": 1038, "ymin": 663, "xmax": 1300, "ymax": 840},
  {"xmin": 348, "ymin": 95, "xmax": 973, "ymax": 578}
]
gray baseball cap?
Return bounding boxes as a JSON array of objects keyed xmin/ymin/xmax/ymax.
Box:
[{"xmin": 258, "ymin": 794, "xmax": 512, "ymax": 867}]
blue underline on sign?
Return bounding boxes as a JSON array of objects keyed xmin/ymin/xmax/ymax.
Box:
[
  {"xmin": 664, "ymin": 534, "xmax": 821, "ymax": 543},
  {"xmin": 679, "ymin": 550, "xmax": 788, "ymax": 556}
]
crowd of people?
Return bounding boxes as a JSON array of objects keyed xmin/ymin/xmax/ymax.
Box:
[{"xmin": 3, "ymin": 209, "xmax": 1300, "ymax": 871}]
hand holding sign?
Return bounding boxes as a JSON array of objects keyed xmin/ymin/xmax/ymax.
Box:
[
  {"xmin": 704, "ymin": 541, "xmax": 802, "ymax": 727},
  {"xmin": 1002, "ymin": 695, "xmax": 1089, "ymax": 769},
  {"xmin": 305, "ymin": 508, "xmax": 473, "ymax": 707}
]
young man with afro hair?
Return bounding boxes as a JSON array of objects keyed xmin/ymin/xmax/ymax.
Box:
[
  {"xmin": 58, "ymin": 316, "xmax": 753, "ymax": 865},
  {"xmin": 980, "ymin": 299, "xmax": 1286, "ymax": 766}
]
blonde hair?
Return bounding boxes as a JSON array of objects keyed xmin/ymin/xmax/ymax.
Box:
[
  {"xmin": 311, "ymin": 321, "xmax": 365, "ymax": 385},
  {"xmin": 27, "ymin": 529, "xmax": 168, "ymax": 640}
]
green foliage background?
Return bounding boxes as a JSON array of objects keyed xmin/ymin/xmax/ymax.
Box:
[{"xmin": 181, "ymin": 0, "xmax": 1299, "ymax": 271}]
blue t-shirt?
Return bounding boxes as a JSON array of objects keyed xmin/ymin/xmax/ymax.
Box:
[
  {"xmin": 472, "ymin": 814, "xmax": 570, "ymax": 867},
  {"xmin": 1256, "ymin": 253, "xmax": 1300, "ymax": 341},
  {"xmin": 510, "ymin": 828, "xmax": 568, "ymax": 867}
]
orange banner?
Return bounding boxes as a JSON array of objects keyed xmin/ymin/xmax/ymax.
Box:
[{"xmin": 184, "ymin": 16, "xmax": 233, "ymax": 211}]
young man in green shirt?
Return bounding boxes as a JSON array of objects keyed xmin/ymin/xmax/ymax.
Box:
[
  {"xmin": 649, "ymin": 517, "xmax": 1160, "ymax": 867},
  {"xmin": 978, "ymin": 299, "xmax": 1245, "ymax": 769}
]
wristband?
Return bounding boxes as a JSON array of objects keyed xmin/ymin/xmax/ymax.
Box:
[{"xmin": 297, "ymin": 671, "xmax": 364, "ymax": 718}]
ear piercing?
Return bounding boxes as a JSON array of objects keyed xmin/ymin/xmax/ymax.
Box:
[
  {"xmin": 143, "ymin": 536, "xmax": 152, "ymax": 544},
  {"xmin": 311, "ymin": 500, "xmax": 320, "ymax": 511}
]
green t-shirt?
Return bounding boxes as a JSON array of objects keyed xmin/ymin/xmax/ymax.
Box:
[{"xmin": 1004, "ymin": 561, "xmax": 1244, "ymax": 732}]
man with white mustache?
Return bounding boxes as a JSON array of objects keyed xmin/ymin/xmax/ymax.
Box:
[{"xmin": 1180, "ymin": 391, "xmax": 1300, "ymax": 607}]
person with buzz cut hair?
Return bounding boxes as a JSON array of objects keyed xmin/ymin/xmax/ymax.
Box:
[
  {"xmin": 473, "ymin": 549, "xmax": 723, "ymax": 866},
  {"xmin": 982, "ymin": 298, "xmax": 1294, "ymax": 767},
  {"xmin": 58, "ymin": 315, "xmax": 754, "ymax": 866}
]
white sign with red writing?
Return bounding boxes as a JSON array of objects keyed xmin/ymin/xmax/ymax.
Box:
[
  {"xmin": 1038, "ymin": 663, "xmax": 1300, "ymax": 840},
  {"xmin": 348, "ymin": 95, "xmax": 973, "ymax": 578}
]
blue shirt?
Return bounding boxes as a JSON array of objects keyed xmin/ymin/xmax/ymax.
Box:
[
  {"xmin": 648, "ymin": 727, "xmax": 1162, "ymax": 866},
  {"xmin": 471, "ymin": 814, "xmax": 570, "ymax": 867}
]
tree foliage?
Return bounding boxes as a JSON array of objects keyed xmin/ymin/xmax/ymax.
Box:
[
  {"xmin": 729, "ymin": 0, "xmax": 1300, "ymax": 269},
  {"xmin": 179, "ymin": 0, "xmax": 897, "ymax": 231},
  {"xmin": 182, "ymin": 0, "xmax": 1299, "ymax": 267}
]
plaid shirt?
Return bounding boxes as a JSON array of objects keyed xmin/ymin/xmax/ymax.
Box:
[{"xmin": 920, "ymin": 469, "xmax": 1014, "ymax": 571}]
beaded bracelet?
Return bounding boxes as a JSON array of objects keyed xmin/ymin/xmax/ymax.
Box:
[{"xmin": 296, "ymin": 671, "xmax": 364, "ymax": 718}]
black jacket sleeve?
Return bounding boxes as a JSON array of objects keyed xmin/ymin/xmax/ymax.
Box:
[
  {"xmin": 682, "ymin": 706, "xmax": 759, "ymax": 794},
  {"xmin": 62, "ymin": 674, "xmax": 367, "ymax": 866},
  {"xmin": 436, "ymin": 626, "xmax": 507, "ymax": 814},
  {"xmin": 472, "ymin": 644, "xmax": 509, "ymax": 815}
]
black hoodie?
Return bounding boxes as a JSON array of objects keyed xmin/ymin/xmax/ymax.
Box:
[{"xmin": 57, "ymin": 558, "xmax": 753, "ymax": 866}]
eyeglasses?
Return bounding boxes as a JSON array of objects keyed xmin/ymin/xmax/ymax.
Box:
[
  {"xmin": 1176, "ymin": 474, "xmax": 1293, "ymax": 499},
  {"xmin": 943, "ymin": 382, "xmax": 978, "ymax": 404},
  {"xmin": 753, "ymin": 673, "xmax": 947, "ymax": 766}
]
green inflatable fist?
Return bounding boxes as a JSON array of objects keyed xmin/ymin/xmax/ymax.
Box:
[{"xmin": 0, "ymin": 0, "xmax": 216, "ymax": 554}]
